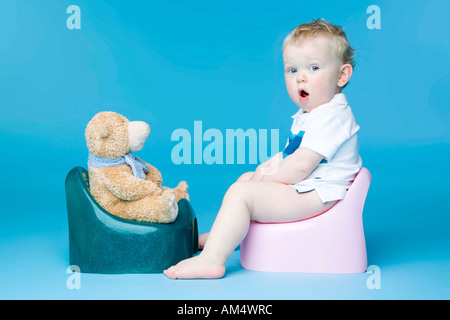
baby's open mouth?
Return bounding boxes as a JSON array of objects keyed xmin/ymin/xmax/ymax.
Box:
[{"xmin": 299, "ymin": 89, "xmax": 309, "ymax": 102}]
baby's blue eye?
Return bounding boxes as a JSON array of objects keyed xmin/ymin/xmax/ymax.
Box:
[
  {"xmin": 309, "ymin": 65, "xmax": 319, "ymax": 71},
  {"xmin": 288, "ymin": 68, "xmax": 297, "ymax": 74}
]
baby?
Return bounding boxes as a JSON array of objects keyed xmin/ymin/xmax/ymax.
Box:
[{"xmin": 164, "ymin": 19, "xmax": 362, "ymax": 279}]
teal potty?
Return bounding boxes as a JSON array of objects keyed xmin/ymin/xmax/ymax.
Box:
[{"xmin": 65, "ymin": 167, "xmax": 198, "ymax": 274}]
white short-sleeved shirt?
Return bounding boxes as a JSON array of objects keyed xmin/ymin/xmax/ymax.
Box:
[{"xmin": 282, "ymin": 93, "xmax": 362, "ymax": 203}]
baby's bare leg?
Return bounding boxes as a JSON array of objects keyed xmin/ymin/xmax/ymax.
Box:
[
  {"xmin": 164, "ymin": 180, "xmax": 336, "ymax": 279},
  {"xmin": 198, "ymin": 171, "xmax": 255, "ymax": 250}
]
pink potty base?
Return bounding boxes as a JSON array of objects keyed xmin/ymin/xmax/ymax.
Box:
[{"xmin": 240, "ymin": 168, "xmax": 371, "ymax": 274}]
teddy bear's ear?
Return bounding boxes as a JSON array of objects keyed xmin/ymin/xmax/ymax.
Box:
[{"xmin": 97, "ymin": 123, "xmax": 110, "ymax": 139}]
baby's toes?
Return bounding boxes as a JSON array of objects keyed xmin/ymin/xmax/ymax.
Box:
[{"xmin": 164, "ymin": 267, "xmax": 174, "ymax": 278}]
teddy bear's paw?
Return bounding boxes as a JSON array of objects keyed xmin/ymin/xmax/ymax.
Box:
[
  {"xmin": 149, "ymin": 183, "xmax": 163, "ymax": 196},
  {"xmin": 177, "ymin": 181, "xmax": 188, "ymax": 191},
  {"xmin": 174, "ymin": 181, "xmax": 189, "ymax": 201},
  {"xmin": 167, "ymin": 194, "xmax": 178, "ymax": 222}
]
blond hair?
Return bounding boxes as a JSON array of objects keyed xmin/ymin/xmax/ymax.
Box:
[{"xmin": 283, "ymin": 19, "xmax": 356, "ymax": 69}]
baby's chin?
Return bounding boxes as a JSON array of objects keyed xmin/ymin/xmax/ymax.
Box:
[
  {"xmin": 300, "ymin": 95, "xmax": 334, "ymax": 112},
  {"xmin": 297, "ymin": 98, "xmax": 316, "ymax": 112}
]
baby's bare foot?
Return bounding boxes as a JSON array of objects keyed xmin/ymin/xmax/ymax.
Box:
[
  {"xmin": 198, "ymin": 232, "xmax": 209, "ymax": 250},
  {"xmin": 163, "ymin": 254, "xmax": 225, "ymax": 279}
]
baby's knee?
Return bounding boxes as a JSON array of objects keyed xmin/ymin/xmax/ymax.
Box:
[
  {"xmin": 225, "ymin": 180, "xmax": 252, "ymax": 201},
  {"xmin": 237, "ymin": 171, "xmax": 254, "ymax": 182}
]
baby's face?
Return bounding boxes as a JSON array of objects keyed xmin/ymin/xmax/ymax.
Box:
[{"xmin": 283, "ymin": 36, "xmax": 347, "ymax": 112}]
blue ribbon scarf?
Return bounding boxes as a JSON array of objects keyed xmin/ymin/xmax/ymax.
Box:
[{"xmin": 88, "ymin": 151, "xmax": 149, "ymax": 179}]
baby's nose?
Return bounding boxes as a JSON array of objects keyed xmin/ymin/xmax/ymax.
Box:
[{"xmin": 296, "ymin": 71, "xmax": 307, "ymax": 83}]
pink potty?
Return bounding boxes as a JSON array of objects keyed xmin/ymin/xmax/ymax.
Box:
[{"xmin": 240, "ymin": 167, "xmax": 371, "ymax": 274}]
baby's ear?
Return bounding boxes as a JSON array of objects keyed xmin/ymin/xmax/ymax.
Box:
[{"xmin": 338, "ymin": 64, "xmax": 353, "ymax": 88}]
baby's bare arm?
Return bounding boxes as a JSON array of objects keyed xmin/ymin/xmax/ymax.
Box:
[
  {"xmin": 259, "ymin": 147, "xmax": 323, "ymax": 184},
  {"xmin": 251, "ymin": 152, "xmax": 282, "ymax": 181}
]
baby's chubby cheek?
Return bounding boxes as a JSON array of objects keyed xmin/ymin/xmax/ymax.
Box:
[{"xmin": 287, "ymin": 85, "xmax": 301, "ymax": 105}]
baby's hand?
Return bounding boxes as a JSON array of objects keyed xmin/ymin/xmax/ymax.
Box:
[{"xmin": 258, "ymin": 152, "xmax": 282, "ymax": 176}]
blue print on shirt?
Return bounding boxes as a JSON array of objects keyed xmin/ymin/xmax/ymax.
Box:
[
  {"xmin": 283, "ymin": 131, "xmax": 305, "ymax": 158},
  {"xmin": 282, "ymin": 131, "xmax": 327, "ymax": 163}
]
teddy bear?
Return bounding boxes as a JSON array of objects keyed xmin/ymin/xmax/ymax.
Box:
[{"xmin": 85, "ymin": 111, "xmax": 189, "ymax": 223}]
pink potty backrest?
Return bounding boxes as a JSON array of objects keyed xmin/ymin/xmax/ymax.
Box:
[{"xmin": 332, "ymin": 167, "xmax": 372, "ymax": 221}]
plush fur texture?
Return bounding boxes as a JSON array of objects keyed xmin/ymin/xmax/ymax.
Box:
[{"xmin": 85, "ymin": 111, "xmax": 189, "ymax": 223}]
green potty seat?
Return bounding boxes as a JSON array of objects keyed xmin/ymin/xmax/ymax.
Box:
[{"xmin": 65, "ymin": 166, "xmax": 199, "ymax": 274}]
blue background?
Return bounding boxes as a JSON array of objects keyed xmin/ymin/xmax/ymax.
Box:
[{"xmin": 0, "ymin": 0, "xmax": 449, "ymax": 299}]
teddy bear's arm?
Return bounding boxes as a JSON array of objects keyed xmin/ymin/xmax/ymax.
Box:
[
  {"xmin": 143, "ymin": 162, "xmax": 163, "ymax": 186},
  {"xmin": 133, "ymin": 156, "xmax": 163, "ymax": 186},
  {"xmin": 101, "ymin": 168, "xmax": 162, "ymax": 201}
]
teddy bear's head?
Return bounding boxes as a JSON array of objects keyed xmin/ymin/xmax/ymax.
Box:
[{"xmin": 85, "ymin": 111, "xmax": 150, "ymax": 158}]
